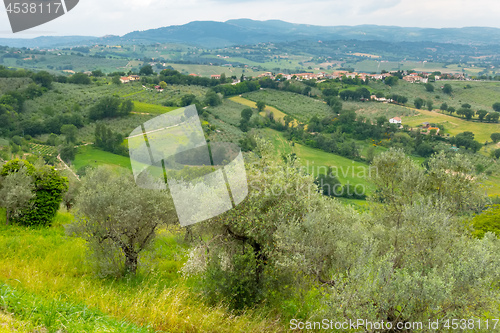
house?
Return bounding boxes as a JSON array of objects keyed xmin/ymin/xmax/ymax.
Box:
[
  {"xmin": 120, "ymin": 76, "xmax": 130, "ymax": 84},
  {"xmin": 154, "ymin": 85, "xmax": 164, "ymax": 92},
  {"xmin": 211, "ymin": 74, "xmax": 221, "ymax": 80},
  {"xmin": 422, "ymin": 122, "xmax": 430, "ymax": 128},
  {"xmin": 129, "ymin": 75, "xmax": 140, "ymax": 81},
  {"xmin": 389, "ymin": 117, "xmax": 402, "ymax": 124}
]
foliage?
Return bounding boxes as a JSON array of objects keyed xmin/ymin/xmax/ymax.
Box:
[
  {"xmin": 1, "ymin": 159, "xmax": 68, "ymax": 226},
  {"xmin": 68, "ymin": 73, "xmax": 91, "ymax": 85},
  {"xmin": 490, "ymin": 132, "xmax": 500, "ymax": 143},
  {"xmin": 94, "ymin": 123, "xmax": 128, "ymax": 156},
  {"xmin": 89, "ymin": 96, "xmax": 134, "ymax": 120},
  {"xmin": 0, "ymin": 166, "xmax": 34, "ymax": 225},
  {"xmin": 69, "ymin": 167, "xmax": 176, "ymax": 276},
  {"xmin": 471, "ymin": 205, "xmax": 500, "ymax": 238}
]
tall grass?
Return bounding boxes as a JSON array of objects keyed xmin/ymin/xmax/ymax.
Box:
[{"xmin": 0, "ymin": 216, "xmax": 285, "ymax": 332}]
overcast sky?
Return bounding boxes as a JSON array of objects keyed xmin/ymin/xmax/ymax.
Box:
[{"xmin": 1, "ymin": 0, "xmax": 500, "ymax": 38}]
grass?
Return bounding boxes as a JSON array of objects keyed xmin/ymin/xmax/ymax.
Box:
[
  {"xmin": 242, "ymin": 90, "xmax": 333, "ymax": 123},
  {"xmin": 261, "ymin": 129, "xmax": 376, "ymax": 196},
  {"xmin": 229, "ymin": 96, "xmax": 300, "ymax": 127},
  {"xmin": 402, "ymin": 108, "xmax": 500, "ymax": 143},
  {"xmin": 133, "ymin": 101, "xmax": 178, "ymax": 115},
  {"xmin": 73, "ymin": 146, "xmax": 132, "ymax": 172},
  {"xmin": 0, "ymin": 213, "xmax": 285, "ymax": 333}
]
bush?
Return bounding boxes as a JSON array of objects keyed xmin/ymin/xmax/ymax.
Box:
[
  {"xmin": 1, "ymin": 159, "xmax": 67, "ymax": 226},
  {"xmin": 202, "ymin": 250, "xmax": 262, "ymax": 310}
]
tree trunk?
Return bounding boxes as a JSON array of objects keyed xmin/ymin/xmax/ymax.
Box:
[
  {"xmin": 5, "ymin": 210, "xmax": 9, "ymax": 226},
  {"xmin": 124, "ymin": 251, "xmax": 138, "ymax": 275}
]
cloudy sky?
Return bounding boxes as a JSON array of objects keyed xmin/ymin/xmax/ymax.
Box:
[{"xmin": 1, "ymin": 0, "xmax": 500, "ymax": 38}]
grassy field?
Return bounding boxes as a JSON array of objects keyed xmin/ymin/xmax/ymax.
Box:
[
  {"xmin": 403, "ymin": 108, "xmax": 500, "ymax": 143},
  {"xmin": 242, "ymin": 90, "xmax": 332, "ymax": 123},
  {"xmin": 229, "ymin": 96, "xmax": 300, "ymax": 127},
  {"xmin": 0, "ymin": 215, "xmax": 284, "ymax": 332},
  {"xmin": 368, "ymin": 80, "xmax": 500, "ymax": 114},
  {"xmin": 261, "ymin": 128, "xmax": 376, "ymax": 196},
  {"xmin": 72, "ymin": 146, "xmax": 132, "ymax": 172},
  {"xmin": 132, "ymin": 101, "xmax": 178, "ymax": 115}
]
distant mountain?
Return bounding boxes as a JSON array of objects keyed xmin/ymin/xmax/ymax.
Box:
[
  {"xmin": 2, "ymin": 19, "xmax": 500, "ymax": 48},
  {"xmin": 0, "ymin": 35, "xmax": 97, "ymax": 48}
]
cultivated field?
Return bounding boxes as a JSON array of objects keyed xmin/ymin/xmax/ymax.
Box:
[{"xmin": 242, "ymin": 90, "xmax": 333, "ymax": 122}]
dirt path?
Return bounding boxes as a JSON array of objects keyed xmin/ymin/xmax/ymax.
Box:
[{"xmin": 57, "ymin": 154, "xmax": 80, "ymax": 181}]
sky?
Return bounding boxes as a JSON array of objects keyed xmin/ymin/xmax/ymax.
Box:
[{"xmin": 1, "ymin": 0, "xmax": 500, "ymax": 38}]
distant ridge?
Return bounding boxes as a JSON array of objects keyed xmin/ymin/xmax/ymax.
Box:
[{"xmin": 1, "ymin": 19, "xmax": 500, "ymax": 48}]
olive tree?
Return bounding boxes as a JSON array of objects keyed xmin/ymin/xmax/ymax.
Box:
[
  {"xmin": 0, "ymin": 166, "xmax": 35, "ymax": 225},
  {"xmin": 277, "ymin": 149, "xmax": 499, "ymax": 326},
  {"xmin": 69, "ymin": 167, "xmax": 176, "ymax": 276}
]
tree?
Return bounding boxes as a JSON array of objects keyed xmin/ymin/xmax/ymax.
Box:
[
  {"xmin": 471, "ymin": 205, "xmax": 500, "ymax": 238},
  {"xmin": 69, "ymin": 73, "xmax": 91, "ymax": 85},
  {"xmin": 256, "ymin": 101, "xmax": 266, "ymax": 112},
  {"xmin": 326, "ymin": 96, "xmax": 342, "ymax": 113},
  {"xmin": 240, "ymin": 108, "xmax": 253, "ymax": 132},
  {"xmin": 33, "ymin": 71, "xmax": 53, "ymax": 89},
  {"xmin": 89, "ymin": 96, "xmax": 132, "ymax": 120},
  {"xmin": 384, "ymin": 76, "xmax": 399, "ymax": 86},
  {"xmin": 139, "ymin": 64, "xmax": 154, "ymax": 76},
  {"xmin": 477, "ymin": 109, "xmax": 488, "ymax": 122},
  {"xmin": 315, "ymin": 167, "xmax": 342, "ymax": 196},
  {"xmin": 448, "ymin": 106, "xmax": 456, "ymax": 115},
  {"xmin": 424, "ymin": 83, "xmax": 434, "ymax": 92},
  {"xmin": 414, "ymin": 97, "xmax": 424, "ymax": 109},
  {"xmin": 440, "ymin": 102, "xmax": 448, "ymax": 111},
  {"xmin": 60, "ymin": 144, "xmax": 76, "ymax": 163},
  {"xmin": 241, "ymin": 108, "xmax": 253, "ymax": 122},
  {"xmin": 70, "ymin": 167, "xmax": 175, "ymax": 275},
  {"xmin": 62, "ymin": 175, "xmax": 80, "ymax": 211},
  {"xmin": 91, "ymin": 70, "xmax": 105, "ymax": 77},
  {"xmin": 376, "ymin": 116, "xmax": 387, "ymax": 127},
  {"xmin": 0, "ymin": 166, "xmax": 34, "ymax": 225},
  {"xmin": 416, "ymin": 142, "xmax": 434, "ymax": 157},
  {"xmin": 492, "ymin": 102, "xmax": 500, "ymax": 112},
  {"xmin": 491, "ymin": 133, "xmax": 500, "ymax": 143},
  {"xmin": 119, "ymin": 99, "xmax": 134, "ymax": 116},
  {"xmin": 60, "ymin": 124, "xmax": 78, "ymax": 144},
  {"xmin": 112, "ymin": 76, "xmax": 122, "ymax": 85},
  {"xmin": 204, "ymin": 91, "xmax": 222, "ymax": 107},
  {"xmin": 159, "ymin": 81, "xmax": 167, "ymax": 89},
  {"xmin": 442, "ymin": 83, "xmax": 453, "ymax": 94},
  {"xmin": 426, "ymin": 99, "xmax": 434, "ymax": 111},
  {"xmin": 180, "ymin": 94, "xmax": 197, "ymax": 107},
  {"xmin": 1, "ymin": 159, "xmax": 68, "ymax": 226},
  {"xmin": 491, "ymin": 112, "xmax": 500, "ymax": 123},
  {"xmin": 462, "ymin": 108, "xmax": 475, "ymax": 121}
]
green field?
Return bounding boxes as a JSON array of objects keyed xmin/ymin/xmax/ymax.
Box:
[
  {"xmin": 229, "ymin": 96, "xmax": 300, "ymax": 127},
  {"xmin": 243, "ymin": 90, "xmax": 333, "ymax": 123},
  {"xmin": 261, "ymin": 129, "xmax": 375, "ymax": 195},
  {"xmin": 73, "ymin": 146, "xmax": 132, "ymax": 172},
  {"xmin": 0, "ymin": 217, "xmax": 281, "ymax": 332},
  {"xmin": 132, "ymin": 101, "xmax": 178, "ymax": 115},
  {"xmin": 403, "ymin": 108, "xmax": 500, "ymax": 143}
]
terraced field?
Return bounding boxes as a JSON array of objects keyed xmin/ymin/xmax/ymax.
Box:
[{"xmin": 242, "ymin": 90, "xmax": 333, "ymax": 123}]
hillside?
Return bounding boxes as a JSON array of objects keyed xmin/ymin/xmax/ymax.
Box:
[{"xmin": 4, "ymin": 20, "xmax": 500, "ymax": 48}]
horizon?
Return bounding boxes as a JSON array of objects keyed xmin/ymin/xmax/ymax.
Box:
[
  {"xmin": 1, "ymin": 18, "xmax": 500, "ymax": 41},
  {"xmin": 1, "ymin": 0, "xmax": 500, "ymax": 38}
]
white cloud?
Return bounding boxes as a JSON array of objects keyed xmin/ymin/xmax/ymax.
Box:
[{"xmin": 0, "ymin": 0, "xmax": 499, "ymax": 38}]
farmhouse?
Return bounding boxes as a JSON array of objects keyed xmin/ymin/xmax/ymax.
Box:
[
  {"xmin": 120, "ymin": 76, "xmax": 130, "ymax": 84},
  {"xmin": 211, "ymin": 74, "xmax": 221, "ymax": 79},
  {"xmin": 389, "ymin": 117, "xmax": 402, "ymax": 124}
]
